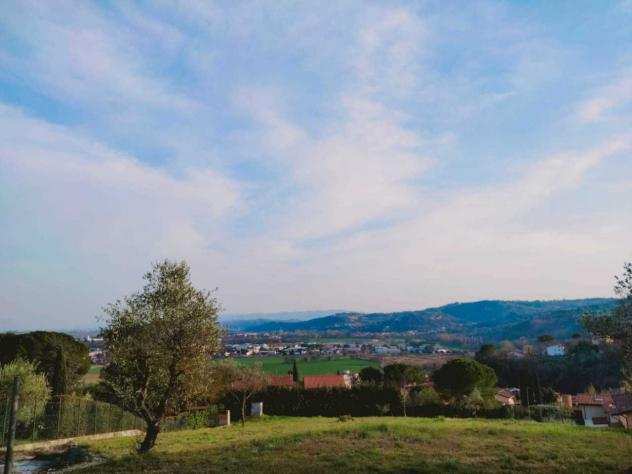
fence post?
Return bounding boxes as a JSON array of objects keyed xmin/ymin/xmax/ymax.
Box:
[
  {"xmin": 31, "ymin": 401, "xmax": 37, "ymax": 442},
  {"xmin": 56, "ymin": 396, "xmax": 62, "ymax": 439},
  {"xmin": 1, "ymin": 397, "xmax": 9, "ymax": 448},
  {"xmin": 93, "ymin": 402, "xmax": 98, "ymax": 435},
  {"xmin": 3, "ymin": 376, "xmax": 20, "ymax": 474},
  {"xmin": 74, "ymin": 399, "xmax": 80, "ymax": 437}
]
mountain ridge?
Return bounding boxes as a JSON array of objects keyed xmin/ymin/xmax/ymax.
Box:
[{"xmin": 240, "ymin": 298, "xmax": 618, "ymax": 341}]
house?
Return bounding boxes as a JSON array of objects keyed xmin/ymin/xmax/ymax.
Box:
[
  {"xmin": 572, "ymin": 393, "xmax": 615, "ymax": 427},
  {"xmin": 495, "ymin": 388, "xmax": 519, "ymax": 406},
  {"xmin": 544, "ymin": 344, "xmax": 566, "ymax": 357},
  {"xmin": 88, "ymin": 350, "xmax": 106, "ymax": 365},
  {"xmin": 611, "ymin": 392, "xmax": 632, "ymax": 429},
  {"xmin": 303, "ymin": 374, "xmax": 351, "ymax": 389},
  {"xmin": 268, "ymin": 375, "xmax": 295, "ymax": 388}
]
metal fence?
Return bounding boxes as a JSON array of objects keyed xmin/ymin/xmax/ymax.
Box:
[
  {"xmin": 0, "ymin": 395, "xmax": 144, "ymax": 446},
  {"xmin": 161, "ymin": 405, "xmax": 223, "ymax": 432}
]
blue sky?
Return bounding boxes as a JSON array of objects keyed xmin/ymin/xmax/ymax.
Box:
[{"xmin": 1, "ymin": 1, "xmax": 631, "ymax": 329}]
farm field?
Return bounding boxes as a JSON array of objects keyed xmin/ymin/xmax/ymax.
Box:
[
  {"xmin": 81, "ymin": 365, "xmax": 103, "ymax": 385},
  {"xmin": 83, "ymin": 416, "xmax": 632, "ymax": 473},
  {"xmin": 235, "ymin": 356, "xmax": 379, "ymax": 375}
]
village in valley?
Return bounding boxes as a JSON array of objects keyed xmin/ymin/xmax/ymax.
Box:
[{"xmin": 76, "ymin": 317, "xmax": 632, "ymax": 432}]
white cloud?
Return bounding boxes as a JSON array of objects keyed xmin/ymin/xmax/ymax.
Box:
[
  {"xmin": 0, "ymin": 104, "xmax": 242, "ymax": 327},
  {"xmin": 2, "ymin": 1, "xmax": 632, "ymax": 327},
  {"xmin": 576, "ymin": 71, "xmax": 632, "ymax": 123},
  {"xmin": 0, "ymin": 1, "xmax": 196, "ymax": 112}
]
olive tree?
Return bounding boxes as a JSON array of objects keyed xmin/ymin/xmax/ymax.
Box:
[{"xmin": 100, "ymin": 260, "xmax": 222, "ymax": 453}]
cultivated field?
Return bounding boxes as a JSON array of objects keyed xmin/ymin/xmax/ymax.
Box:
[
  {"xmin": 235, "ymin": 356, "xmax": 379, "ymax": 375},
  {"xmin": 83, "ymin": 416, "xmax": 632, "ymax": 473}
]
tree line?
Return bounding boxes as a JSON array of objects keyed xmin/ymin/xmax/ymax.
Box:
[{"xmin": 3, "ymin": 259, "xmax": 630, "ymax": 453}]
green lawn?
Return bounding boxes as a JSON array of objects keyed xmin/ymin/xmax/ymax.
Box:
[
  {"xmin": 83, "ymin": 416, "xmax": 632, "ymax": 473},
  {"xmin": 235, "ymin": 356, "xmax": 379, "ymax": 375}
]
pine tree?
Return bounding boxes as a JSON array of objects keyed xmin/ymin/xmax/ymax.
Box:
[{"xmin": 291, "ymin": 359, "xmax": 300, "ymax": 383}]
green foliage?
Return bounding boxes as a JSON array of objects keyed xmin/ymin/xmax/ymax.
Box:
[
  {"xmin": 0, "ymin": 359, "xmax": 50, "ymax": 424},
  {"xmin": 583, "ymin": 262, "xmax": 632, "ymax": 389},
  {"xmin": 411, "ymin": 386, "xmax": 441, "ymax": 406},
  {"xmin": 477, "ymin": 343, "xmax": 620, "ymax": 398},
  {"xmin": 100, "ymin": 260, "xmax": 222, "ymax": 452},
  {"xmin": 0, "ymin": 331, "xmax": 90, "ymax": 393},
  {"xmin": 213, "ymin": 361, "xmax": 268, "ymax": 426},
  {"xmin": 383, "ymin": 364, "xmax": 425, "ymax": 388},
  {"xmin": 432, "ymin": 358, "xmax": 497, "ymax": 401},
  {"xmin": 51, "ymin": 348, "xmax": 68, "ymax": 396},
  {"xmin": 291, "ymin": 359, "xmax": 300, "ymax": 382},
  {"xmin": 221, "ymin": 385, "xmax": 401, "ymax": 419},
  {"xmin": 359, "ymin": 366, "xmax": 383, "ymax": 384}
]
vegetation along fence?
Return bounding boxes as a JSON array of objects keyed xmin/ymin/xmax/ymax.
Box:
[
  {"xmin": 161, "ymin": 405, "xmax": 224, "ymax": 432},
  {"xmin": 0, "ymin": 395, "xmax": 144, "ymax": 446}
]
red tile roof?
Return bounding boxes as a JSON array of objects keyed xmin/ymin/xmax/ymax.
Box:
[
  {"xmin": 269, "ymin": 375, "xmax": 295, "ymax": 387},
  {"xmin": 572, "ymin": 393, "xmax": 614, "ymax": 409},
  {"xmin": 303, "ymin": 374, "xmax": 349, "ymax": 389},
  {"xmin": 496, "ymin": 389, "xmax": 516, "ymax": 400}
]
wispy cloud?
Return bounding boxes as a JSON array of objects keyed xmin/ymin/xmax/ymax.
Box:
[
  {"xmin": 575, "ymin": 69, "xmax": 632, "ymax": 123},
  {"xmin": 1, "ymin": 1, "xmax": 631, "ymax": 328}
]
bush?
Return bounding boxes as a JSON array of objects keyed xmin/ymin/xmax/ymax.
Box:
[
  {"xmin": 0, "ymin": 359, "xmax": 50, "ymax": 424},
  {"xmin": 221, "ymin": 385, "xmax": 402, "ymax": 420}
]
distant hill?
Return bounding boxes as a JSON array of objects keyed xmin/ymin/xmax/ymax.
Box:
[
  {"xmin": 220, "ymin": 310, "xmax": 346, "ymax": 331},
  {"xmin": 243, "ymin": 298, "xmax": 618, "ymax": 341}
]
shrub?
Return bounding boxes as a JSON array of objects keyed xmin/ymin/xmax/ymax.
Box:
[{"xmin": 0, "ymin": 359, "xmax": 50, "ymax": 424}]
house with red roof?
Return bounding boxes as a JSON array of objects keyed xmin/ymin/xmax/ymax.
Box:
[
  {"xmin": 268, "ymin": 374, "xmax": 295, "ymax": 388},
  {"xmin": 302, "ymin": 374, "xmax": 351, "ymax": 389},
  {"xmin": 572, "ymin": 393, "xmax": 615, "ymax": 427},
  {"xmin": 495, "ymin": 388, "xmax": 519, "ymax": 406}
]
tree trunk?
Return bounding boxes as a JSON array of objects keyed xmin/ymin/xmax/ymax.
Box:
[
  {"xmin": 138, "ymin": 421, "xmax": 160, "ymax": 453},
  {"xmin": 241, "ymin": 397, "xmax": 246, "ymax": 427}
]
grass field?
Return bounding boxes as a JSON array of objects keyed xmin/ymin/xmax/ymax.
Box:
[
  {"xmin": 82, "ymin": 365, "xmax": 103, "ymax": 385},
  {"xmin": 235, "ymin": 356, "xmax": 379, "ymax": 375},
  {"xmin": 83, "ymin": 416, "xmax": 632, "ymax": 473}
]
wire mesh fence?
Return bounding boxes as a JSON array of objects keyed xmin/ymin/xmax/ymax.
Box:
[
  {"xmin": 161, "ymin": 405, "xmax": 223, "ymax": 432},
  {"xmin": 0, "ymin": 395, "xmax": 144, "ymax": 446}
]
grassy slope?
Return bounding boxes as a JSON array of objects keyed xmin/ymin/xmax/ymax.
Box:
[
  {"xmin": 84, "ymin": 416, "xmax": 632, "ymax": 473},
  {"xmin": 235, "ymin": 356, "xmax": 380, "ymax": 375},
  {"xmin": 81, "ymin": 365, "xmax": 103, "ymax": 385}
]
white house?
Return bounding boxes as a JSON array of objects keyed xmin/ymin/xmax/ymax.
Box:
[
  {"xmin": 573, "ymin": 393, "xmax": 615, "ymax": 427},
  {"xmin": 544, "ymin": 344, "xmax": 566, "ymax": 357}
]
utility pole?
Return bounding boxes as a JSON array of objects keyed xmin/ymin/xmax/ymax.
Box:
[{"xmin": 3, "ymin": 376, "xmax": 20, "ymax": 474}]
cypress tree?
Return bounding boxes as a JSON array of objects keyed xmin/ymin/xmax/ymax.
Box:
[
  {"xmin": 291, "ymin": 359, "xmax": 300, "ymax": 383},
  {"xmin": 51, "ymin": 347, "xmax": 67, "ymax": 396}
]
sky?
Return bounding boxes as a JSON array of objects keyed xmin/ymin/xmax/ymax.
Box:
[{"xmin": 1, "ymin": 1, "xmax": 632, "ymax": 330}]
